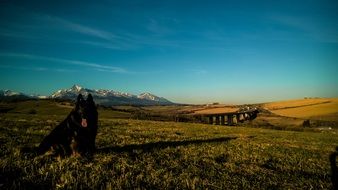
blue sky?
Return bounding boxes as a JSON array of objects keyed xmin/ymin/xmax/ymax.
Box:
[{"xmin": 0, "ymin": 0, "xmax": 337, "ymax": 104}]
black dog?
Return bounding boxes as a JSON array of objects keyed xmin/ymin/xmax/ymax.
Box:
[
  {"xmin": 85, "ymin": 94, "xmax": 98, "ymax": 154},
  {"xmin": 75, "ymin": 94, "xmax": 98, "ymax": 157},
  {"xmin": 38, "ymin": 94, "xmax": 98, "ymax": 157}
]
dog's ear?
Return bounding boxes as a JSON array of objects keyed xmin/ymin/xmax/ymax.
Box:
[
  {"xmin": 87, "ymin": 93, "xmax": 94, "ymax": 104},
  {"xmin": 75, "ymin": 94, "xmax": 83, "ymax": 108},
  {"xmin": 77, "ymin": 94, "xmax": 83, "ymax": 102}
]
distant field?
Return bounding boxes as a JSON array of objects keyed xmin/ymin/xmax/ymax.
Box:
[
  {"xmin": 263, "ymin": 98, "xmax": 333, "ymax": 110},
  {"xmin": 0, "ymin": 100, "xmax": 338, "ymax": 189},
  {"xmin": 192, "ymin": 107, "xmax": 239, "ymax": 114},
  {"xmin": 263, "ymin": 98, "xmax": 338, "ymax": 121},
  {"xmin": 113, "ymin": 105, "xmax": 239, "ymax": 115},
  {"xmin": 112, "ymin": 104, "xmax": 240, "ymax": 118}
]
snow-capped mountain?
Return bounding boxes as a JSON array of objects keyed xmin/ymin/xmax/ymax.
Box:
[
  {"xmin": 0, "ymin": 90, "xmax": 32, "ymax": 101},
  {"xmin": 138, "ymin": 92, "xmax": 170, "ymax": 102},
  {"xmin": 50, "ymin": 85, "xmax": 174, "ymax": 106},
  {"xmin": 0, "ymin": 90, "xmax": 25, "ymax": 97},
  {"xmin": 51, "ymin": 85, "xmax": 136, "ymax": 99},
  {"xmin": 0, "ymin": 85, "xmax": 174, "ymax": 105}
]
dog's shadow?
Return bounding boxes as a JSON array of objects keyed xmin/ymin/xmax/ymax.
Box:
[{"xmin": 97, "ymin": 136, "xmax": 238, "ymax": 154}]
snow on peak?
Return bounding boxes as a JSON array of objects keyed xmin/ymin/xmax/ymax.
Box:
[
  {"xmin": 137, "ymin": 92, "xmax": 170, "ymax": 103},
  {"xmin": 49, "ymin": 85, "xmax": 174, "ymax": 105},
  {"xmin": 70, "ymin": 84, "xmax": 82, "ymax": 92},
  {"xmin": 0, "ymin": 90, "xmax": 24, "ymax": 96},
  {"xmin": 1, "ymin": 85, "xmax": 174, "ymax": 105},
  {"xmin": 138, "ymin": 92, "xmax": 157, "ymax": 100}
]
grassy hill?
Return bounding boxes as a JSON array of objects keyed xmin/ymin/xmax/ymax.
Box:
[{"xmin": 0, "ymin": 99, "xmax": 338, "ymax": 189}]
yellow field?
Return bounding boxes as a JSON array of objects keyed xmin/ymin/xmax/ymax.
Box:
[
  {"xmin": 263, "ymin": 98, "xmax": 338, "ymax": 120},
  {"xmin": 193, "ymin": 107, "xmax": 238, "ymax": 114}
]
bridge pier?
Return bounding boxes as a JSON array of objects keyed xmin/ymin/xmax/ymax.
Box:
[
  {"xmin": 220, "ymin": 115, "xmax": 225, "ymax": 125},
  {"xmin": 227, "ymin": 114, "xmax": 234, "ymax": 125},
  {"xmin": 215, "ymin": 115, "xmax": 220, "ymax": 125},
  {"xmin": 236, "ymin": 114, "xmax": 245, "ymax": 123},
  {"xmin": 208, "ymin": 116, "xmax": 213, "ymax": 124},
  {"xmin": 202, "ymin": 109, "xmax": 258, "ymax": 126},
  {"xmin": 244, "ymin": 113, "xmax": 249, "ymax": 120}
]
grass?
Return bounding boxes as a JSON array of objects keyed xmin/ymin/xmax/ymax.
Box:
[{"xmin": 0, "ymin": 100, "xmax": 338, "ymax": 189}]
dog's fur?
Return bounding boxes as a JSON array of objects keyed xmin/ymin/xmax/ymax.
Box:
[{"xmin": 38, "ymin": 94, "xmax": 98, "ymax": 157}]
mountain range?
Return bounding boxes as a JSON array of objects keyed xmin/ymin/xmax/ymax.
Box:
[
  {"xmin": 0, "ymin": 90, "xmax": 32, "ymax": 101},
  {"xmin": 0, "ymin": 85, "xmax": 174, "ymax": 106}
]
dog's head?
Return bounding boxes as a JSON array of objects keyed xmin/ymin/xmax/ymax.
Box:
[{"xmin": 74, "ymin": 93, "xmax": 97, "ymax": 127}]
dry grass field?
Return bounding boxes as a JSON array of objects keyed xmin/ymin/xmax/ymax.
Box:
[
  {"xmin": 263, "ymin": 98, "xmax": 338, "ymax": 121},
  {"xmin": 192, "ymin": 107, "xmax": 239, "ymax": 115}
]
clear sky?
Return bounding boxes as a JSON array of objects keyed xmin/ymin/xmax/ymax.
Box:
[{"xmin": 0, "ymin": 0, "xmax": 337, "ymax": 104}]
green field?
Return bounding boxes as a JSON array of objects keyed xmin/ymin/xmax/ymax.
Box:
[{"xmin": 1, "ymin": 100, "xmax": 338, "ymax": 189}]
